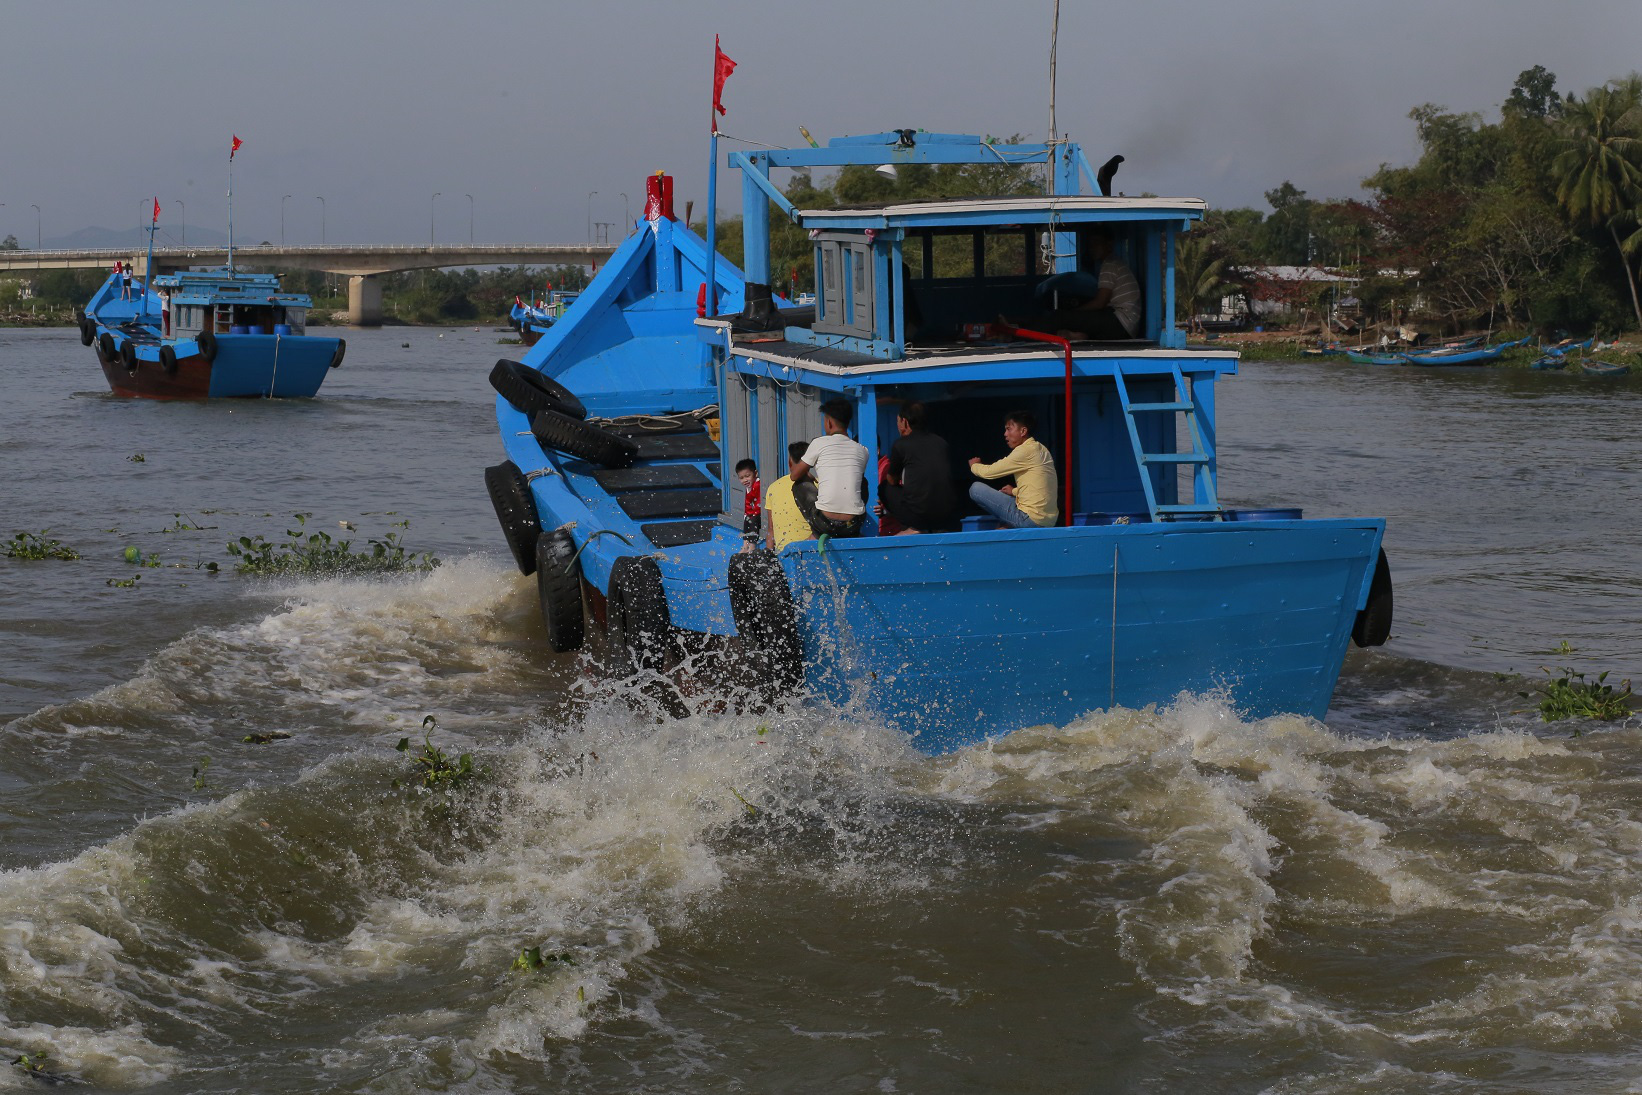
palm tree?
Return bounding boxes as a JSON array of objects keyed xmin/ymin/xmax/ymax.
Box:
[
  {"xmin": 1175, "ymin": 234, "xmax": 1236, "ymax": 333},
  {"xmin": 1553, "ymin": 76, "xmax": 1642, "ymax": 330}
]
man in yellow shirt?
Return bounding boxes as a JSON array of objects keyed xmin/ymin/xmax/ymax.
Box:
[
  {"xmin": 967, "ymin": 410, "xmax": 1059, "ymax": 528},
  {"xmin": 763, "ymin": 443, "xmax": 815, "ymax": 551}
]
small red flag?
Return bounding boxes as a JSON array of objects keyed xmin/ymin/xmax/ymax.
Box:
[
  {"xmin": 230, "ymin": 135, "xmax": 243, "ymax": 160},
  {"xmin": 152, "ymin": 197, "xmax": 161, "ymax": 224},
  {"xmin": 712, "ymin": 36, "xmax": 736, "ymax": 119}
]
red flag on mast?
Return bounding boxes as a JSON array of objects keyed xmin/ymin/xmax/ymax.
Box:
[
  {"xmin": 712, "ymin": 36, "xmax": 736, "ymax": 119},
  {"xmin": 152, "ymin": 197, "xmax": 161, "ymax": 224},
  {"xmin": 230, "ymin": 135, "xmax": 243, "ymax": 160}
]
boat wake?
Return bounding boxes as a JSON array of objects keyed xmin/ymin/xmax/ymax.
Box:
[{"xmin": 4, "ymin": 560, "xmax": 1642, "ymax": 1089}]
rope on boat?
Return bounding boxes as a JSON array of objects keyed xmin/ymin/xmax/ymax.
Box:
[{"xmin": 589, "ymin": 404, "xmax": 719, "ymax": 433}]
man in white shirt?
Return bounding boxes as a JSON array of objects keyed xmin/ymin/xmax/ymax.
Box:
[
  {"xmin": 1013, "ymin": 228, "xmax": 1142, "ymax": 341},
  {"xmin": 790, "ymin": 398, "xmax": 869, "ymax": 538}
]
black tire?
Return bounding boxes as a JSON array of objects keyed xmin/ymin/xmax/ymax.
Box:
[
  {"xmin": 120, "ymin": 340, "xmax": 138, "ymax": 372},
  {"xmin": 606, "ymin": 555, "xmax": 672, "ymax": 674},
  {"xmin": 483, "ymin": 460, "xmax": 542, "ymax": 575},
  {"xmin": 490, "ymin": 359, "xmax": 586, "ymax": 419},
  {"xmin": 329, "ymin": 338, "xmax": 346, "ymax": 370},
  {"xmin": 728, "ymin": 551, "xmax": 804, "ymax": 702},
  {"xmin": 1351, "ymin": 548, "xmax": 1393, "ymax": 648},
  {"xmin": 158, "ymin": 345, "xmax": 178, "ymax": 376},
  {"xmin": 197, "ymin": 329, "xmax": 218, "ymax": 363},
  {"xmin": 98, "ymin": 332, "xmax": 117, "ymax": 361},
  {"xmin": 530, "ymin": 407, "xmax": 636, "ymax": 468},
  {"xmin": 78, "ymin": 316, "xmax": 95, "ymax": 347},
  {"xmin": 536, "ymin": 528, "xmax": 585, "ymax": 652}
]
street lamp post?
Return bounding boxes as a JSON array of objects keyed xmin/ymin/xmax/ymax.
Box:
[
  {"xmin": 430, "ymin": 192, "xmax": 441, "ymax": 246},
  {"xmin": 175, "ymin": 200, "xmax": 184, "ymax": 245},
  {"xmin": 621, "ymin": 192, "xmax": 629, "ymax": 228},
  {"xmin": 281, "ymin": 194, "xmax": 291, "ymax": 247},
  {"xmin": 466, "ymin": 193, "xmax": 474, "ymax": 244},
  {"xmin": 316, "ymin": 196, "xmax": 325, "ymax": 245},
  {"xmin": 586, "ymin": 191, "xmax": 597, "ymax": 244},
  {"xmin": 30, "ymin": 204, "xmax": 40, "ymax": 250}
]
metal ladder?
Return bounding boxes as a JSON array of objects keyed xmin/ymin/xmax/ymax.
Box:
[{"xmin": 1110, "ymin": 362, "xmax": 1222, "ymax": 520}]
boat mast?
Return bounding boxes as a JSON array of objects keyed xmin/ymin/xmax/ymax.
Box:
[{"xmin": 141, "ymin": 198, "xmax": 158, "ymax": 324}]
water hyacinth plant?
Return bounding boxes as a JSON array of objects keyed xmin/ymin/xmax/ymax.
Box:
[
  {"xmin": 1524, "ymin": 666, "xmax": 1634, "ymax": 725},
  {"xmin": 4, "ymin": 530, "xmax": 80, "ymax": 560},
  {"xmin": 227, "ymin": 513, "xmax": 439, "ymax": 576}
]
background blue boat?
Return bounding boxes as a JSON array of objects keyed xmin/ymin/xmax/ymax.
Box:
[
  {"xmin": 486, "ymin": 135, "xmax": 1391, "ymax": 753},
  {"xmin": 81, "ymin": 268, "xmax": 344, "ymax": 398}
]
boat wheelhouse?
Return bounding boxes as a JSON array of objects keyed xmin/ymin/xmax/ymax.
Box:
[{"xmin": 485, "ymin": 132, "xmax": 1392, "ymax": 753}]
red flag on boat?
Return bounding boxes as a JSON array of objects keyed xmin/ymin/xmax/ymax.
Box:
[
  {"xmin": 230, "ymin": 135, "xmax": 242, "ymax": 160},
  {"xmin": 712, "ymin": 36, "xmax": 736, "ymax": 119},
  {"xmin": 152, "ymin": 197, "xmax": 160, "ymax": 224}
]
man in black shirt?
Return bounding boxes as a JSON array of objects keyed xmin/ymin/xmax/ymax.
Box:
[{"xmin": 876, "ymin": 401, "xmax": 958, "ymax": 534}]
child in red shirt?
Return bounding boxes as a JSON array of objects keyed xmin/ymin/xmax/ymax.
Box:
[{"xmin": 736, "ymin": 458, "xmax": 761, "ymax": 544}]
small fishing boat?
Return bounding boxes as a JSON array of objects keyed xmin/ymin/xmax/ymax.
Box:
[
  {"xmin": 1344, "ymin": 350, "xmax": 1410, "ymax": 366},
  {"xmin": 484, "ymin": 133, "xmax": 1391, "ymax": 753},
  {"xmin": 1529, "ymin": 354, "xmax": 1569, "ymax": 371},
  {"xmin": 509, "ymin": 292, "xmax": 575, "ymax": 347},
  {"xmin": 1580, "ymin": 359, "xmax": 1631, "ymax": 377}
]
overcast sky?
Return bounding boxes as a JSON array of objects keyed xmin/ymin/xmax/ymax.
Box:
[{"xmin": 2, "ymin": 0, "xmax": 1638, "ymax": 249}]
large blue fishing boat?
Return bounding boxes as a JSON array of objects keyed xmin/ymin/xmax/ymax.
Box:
[{"xmin": 485, "ymin": 134, "xmax": 1392, "ymax": 753}]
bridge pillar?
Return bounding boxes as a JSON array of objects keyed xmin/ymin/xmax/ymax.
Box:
[{"xmin": 347, "ymin": 275, "xmax": 383, "ymax": 326}]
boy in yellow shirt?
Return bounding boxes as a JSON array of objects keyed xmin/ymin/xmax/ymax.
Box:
[{"xmin": 763, "ymin": 443, "xmax": 815, "ymax": 551}]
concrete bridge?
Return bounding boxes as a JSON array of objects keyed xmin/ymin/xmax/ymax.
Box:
[{"xmin": 0, "ymin": 243, "xmax": 618, "ymax": 324}]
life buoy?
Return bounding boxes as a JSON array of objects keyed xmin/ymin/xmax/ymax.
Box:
[
  {"xmin": 1351, "ymin": 548, "xmax": 1393, "ymax": 647},
  {"xmin": 535, "ymin": 528, "xmax": 585, "ymax": 652},
  {"xmin": 120, "ymin": 341, "xmax": 138, "ymax": 372},
  {"xmin": 78, "ymin": 316, "xmax": 95, "ymax": 347},
  {"xmin": 329, "ymin": 338, "xmax": 346, "ymax": 370},
  {"xmin": 606, "ymin": 555, "xmax": 672, "ymax": 674},
  {"xmin": 98, "ymin": 332, "xmax": 117, "ymax": 361},
  {"xmin": 489, "ymin": 359, "xmax": 587, "ymax": 419},
  {"xmin": 483, "ymin": 460, "xmax": 542, "ymax": 575},
  {"xmin": 728, "ymin": 551, "xmax": 803, "ymax": 702},
  {"xmin": 196, "ymin": 329, "xmax": 218, "ymax": 363},
  {"xmin": 158, "ymin": 345, "xmax": 178, "ymax": 376},
  {"xmin": 529, "ymin": 407, "xmax": 637, "ymax": 468}
]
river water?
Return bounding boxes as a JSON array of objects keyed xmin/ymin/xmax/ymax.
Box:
[{"xmin": 1, "ymin": 326, "xmax": 1640, "ymax": 1093}]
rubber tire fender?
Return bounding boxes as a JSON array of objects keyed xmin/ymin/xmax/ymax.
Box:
[
  {"xmin": 158, "ymin": 345, "xmax": 178, "ymax": 376},
  {"xmin": 78, "ymin": 315, "xmax": 95, "ymax": 347},
  {"xmin": 196, "ymin": 329, "xmax": 218, "ymax": 363},
  {"xmin": 606, "ymin": 555, "xmax": 672, "ymax": 674},
  {"xmin": 1351, "ymin": 548, "xmax": 1393, "ymax": 648},
  {"xmin": 98, "ymin": 332, "xmax": 117, "ymax": 362},
  {"xmin": 329, "ymin": 338, "xmax": 346, "ymax": 370},
  {"xmin": 529, "ymin": 407, "xmax": 637, "ymax": 468},
  {"xmin": 120, "ymin": 340, "xmax": 139, "ymax": 372},
  {"xmin": 727, "ymin": 550, "xmax": 804, "ymax": 702},
  {"xmin": 483, "ymin": 460, "xmax": 542, "ymax": 575},
  {"xmin": 489, "ymin": 358, "xmax": 587, "ymax": 419},
  {"xmin": 535, "ymin": 528, "xmax": 585, "ymax": 652}
]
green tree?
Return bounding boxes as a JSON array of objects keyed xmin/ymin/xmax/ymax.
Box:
[
  {"xmin": 1260, "ymin": 181, "xmax": 1313, "ymax": 264},
  {"xmin": 1174, "ymin": 233, "xmax": 1236, "ymax": 331},
  {"xmin": 1552, "ymin": 76, "xmax": 1642, "ymax": 329},
  {"xmin": 0, "ymin": 234, "xmax": 19, "ymax": 251}
]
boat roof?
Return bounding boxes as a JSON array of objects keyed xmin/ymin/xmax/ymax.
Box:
[
  {"xmin": 796, "ymin": 194, "xmax": 1207, "ymax": 231},
  {"xmin": 152, "ymin": 268, "xmax": 311, "ymax": 307}
]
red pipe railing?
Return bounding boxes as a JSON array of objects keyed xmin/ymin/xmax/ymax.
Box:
[{"xmin": 997, "ymin": 323, "xmax": 1074, "ymax": 524}]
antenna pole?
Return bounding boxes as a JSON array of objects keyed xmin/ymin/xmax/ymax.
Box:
[{"xmin": 1048, "ymin": 0, "xmax": 1060, "ymax": 146}]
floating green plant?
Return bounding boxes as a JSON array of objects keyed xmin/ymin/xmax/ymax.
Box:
[
  {"xmin": 192, "ymin": 756, "xmax": 211, "ymax": 791},
  {"xmin": 5, "ymin": 531, "xmax": 80, "ymax": 561},
  {"xmin": 106, "ymin": 575, "xmax": 140, "ymax": 588},
  {"xmin": 393, "ymin": 716, "xmax": 479, "ymax": 791},
  {"xmin": 127, "ymin": 453, "xmax": 145, "ymax": 463},
  {"xmin": 227, "ymin": 514, "xmax": 439, "ymax": 576},
  {"xmin": 511, "ymin": 946, "xmax": 576, "ymax": 972},
  {"xmin": 729, "ymin": 788, "xmax": 759, "ymax": 817},
  {"xmin": 160, "ymin": 513, "xmax": 214, "ymax": 533},
  {"xmin": 1523, "ymin": 667, "xmax": 1634, "ymax": 725}
]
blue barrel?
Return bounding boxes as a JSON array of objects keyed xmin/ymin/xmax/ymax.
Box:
[
  {"xmin": 229, "ymin": 325, "xmax": 248, "ymax": 334},
  {"xmin": 1226, "ymin": 507, "xmax": 1303, "ymax": 521},
  {"xmin": 247, "ymin": 325, "xmax": 265, "ymax": 335},
  {"xmin": 960, "ymin": 515, "xmax": 1003, "ymax": 532},
  {"xmin": 273, "ymin": 324, "xmax": 292, "ymax": 335}
]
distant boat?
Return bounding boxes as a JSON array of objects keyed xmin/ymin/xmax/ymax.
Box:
[
  {"xmin": 1344, "ymin": 350, "xmax": 1410, "ymax": 365},
  {"xmin": 80, "ymin": 268, "xmax": 343, "ymax": 399},
  {"xmin": 1529, "ymin": 354, "xmax": 1569, "ymax": 371},
  {"xmin": 1580, "ymin": 359, "xmax": 1631, "ymax": 377},
  {"xmin": 1404, "ymin": 344, "xmax": 1509, "ymax": 366},
  {"xmin": 509, "ymin": 290, "xmax": 578, "ymax": 347}
]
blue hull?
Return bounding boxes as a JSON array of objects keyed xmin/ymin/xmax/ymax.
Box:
[
  {"xmin": 779, "ymin": 521, "xmax": 1380, "ymax": 751},
  {"xmin": 205, "ymin": 334, "xmax": 337, "ymax": 397}
]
